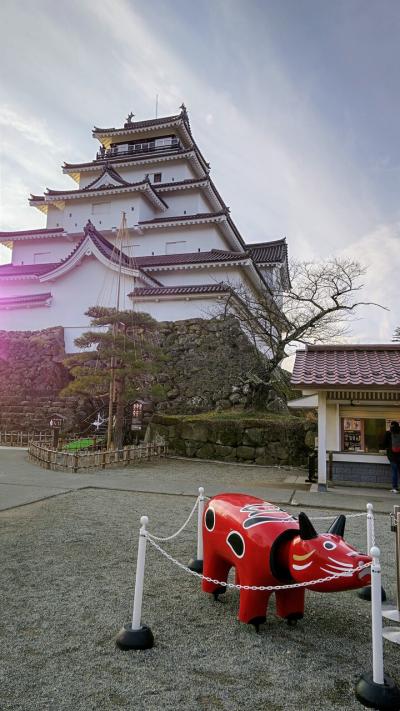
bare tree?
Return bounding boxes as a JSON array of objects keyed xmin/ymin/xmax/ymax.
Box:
[{"xmin": 221, "ymin": 257, "xmax": 385, "ymax": 405}]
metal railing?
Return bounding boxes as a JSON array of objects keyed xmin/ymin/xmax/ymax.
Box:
[
  {"xmin": 96, "ymin": 138, "xmax": 181, "ymax": 161},
  {"xmin": 28, "ymin": 441, "xmax": 168, "ymax": 472}
]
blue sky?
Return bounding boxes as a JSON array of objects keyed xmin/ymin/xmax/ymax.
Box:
[{"xmin": 0, "ymin": 0, "xmax": 399, "ymax": 341}]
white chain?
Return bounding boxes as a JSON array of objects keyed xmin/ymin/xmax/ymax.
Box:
[
  {"xmin": 309, "ymin": 512, "xmax": 366, "ymax": 520},
  {"xmin": 147, "ymin": 497, "xmax": 199, "ymax": 542},
  {"xmin": 146, "ymin": 535, "xmax": 371, "ymax": 592},
  {"xmin": 371, "ymin": 514, "xmax": 376, "ymax": 547}
]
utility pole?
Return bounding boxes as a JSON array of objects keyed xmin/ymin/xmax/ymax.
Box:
[{"xmin": 106, "ymin": 212, "xmax": 127, "ymax": 449}]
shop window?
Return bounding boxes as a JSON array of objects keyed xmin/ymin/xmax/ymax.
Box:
[
  {"xmin": 342, "ymin": 417, "xmax": 397, "ymax": 453},
  {"xmin": 342, "ymin": 418, "xmax": 363, "ymax": 451},
  {"xmin": 364, "ymin": 419, "xmax": 387, "ymax": 453}
]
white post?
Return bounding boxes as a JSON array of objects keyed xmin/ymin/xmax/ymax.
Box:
[
  {"xmin": 197, "ymin": 487, "xmax": 205, "ymax": 561},
  {"xmin": 131, "ymin": 515, "xmax": 149, "ymax": 631},
  {"xmin": 317, "ymin": 391, "xmax": 327, "ymax": 491},
  {"xmin": 370, "ymin": 546, "xmax": 384, "ymax": 685},
  {"xmin": 366, "ymin": 503, "xmax": 374, "ymax": 552}
]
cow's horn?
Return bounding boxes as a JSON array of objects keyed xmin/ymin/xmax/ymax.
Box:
[
  {"xmin": 298, "ymin": 512, "xmax": 317, "ymax": 540},
  {"xmin": 327, "ymin": 514, "xmax": 346, "ymax": 538}
]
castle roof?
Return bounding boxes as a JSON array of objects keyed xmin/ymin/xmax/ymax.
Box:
[
  {"xmin": 135, "ymin": 249, "xmax": 248, "ymax": 268},
  {"xmin": 31, "ymin": 169, "xmax": 167, "ymax": 211},
  {"xmin": 246, "ymin": 238, "xmax": 288, "ymax": 264},
  {"xmin": 0, "ymin": 292, "xmax": 52, "ymax": 309},
  {"xmin": 291, "ymin": 344, "xmax": 400, "ymax": 390},
  {"xmin": 0, "ymin": 227, "xmax": 65, "ymax": 242},
  {"xmin": 130, "ymin": 283, "xmax": 230, "ymax": 298}
]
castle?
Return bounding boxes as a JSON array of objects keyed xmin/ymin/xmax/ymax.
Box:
[{"xmin": 0, "ymin": 106, "xmax": 289, "ymax": 352}]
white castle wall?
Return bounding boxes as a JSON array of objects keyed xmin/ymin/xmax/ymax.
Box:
[
  {"xmin": 0, "ymin": 257, "xmax": 137, "ymax": 352},
  {"xmin": 77, "ymin": 158, "xmax": 195, "ymax": 189},
  {"xmin": 131, "ymin": 224, "xmax": 228, "ymax": 257},
  {"xmin": 132, "ymin": 297, "xmax": 222, "ymax": 323},
  {"xmin": 46, "ymin": 194, "xmax": 154, "ymax": 233},
  {"xmin": 148, "ymin": 265, "xmax": 252, "ymax": 288},
  {"xmin": 12, "ymin": 237, "xmax": 79, "ymax": 265}
]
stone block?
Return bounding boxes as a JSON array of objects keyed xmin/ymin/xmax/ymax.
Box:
[
  {"xmin": 195, "ymin": 443, "xmax": 216, "ymax": 459},
  {"xmin": 236, "ymin": 445, "xmax": 256, "ymax": 460},
  {"xmin": 243, "ymin": 428, "xmax": 266, "ymax": 446},
  {"xmin": 185, "ymin": 441, "xmax": 200, "ymax": 457},
  {"xmin": 214, "ymin": 444, "xmax": 234, "ymax": 459},
  {"xmin": 181, "ymin": 421, "xmax": 209, "ymax": 442}
]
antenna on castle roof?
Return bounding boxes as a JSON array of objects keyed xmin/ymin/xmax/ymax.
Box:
[{"xmin": 155, "ymin": 94, "xmax": 159, "ymax": 118}]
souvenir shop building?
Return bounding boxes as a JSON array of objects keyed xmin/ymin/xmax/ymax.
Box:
[{"xmin": 289, "ymin": 344, "xmax": 400, "ymax": 490}]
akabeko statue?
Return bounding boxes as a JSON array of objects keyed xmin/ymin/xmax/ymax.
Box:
[{"xmin": 202, "ymin": 494, "xmax": 371, "ymax": 628}]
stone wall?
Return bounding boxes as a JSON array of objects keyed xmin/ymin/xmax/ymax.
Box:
[
  {"xmin": 0, "ymin": 328, "xmax": 93, "ymax": 431},
  {"xmin": 332, "ymin": 460, "xmax": 392, "ymax": 486},
  {"xmin": 155, "ymin": 317, "xmax": 288, "ymax": 414},
  {"xmin": 147, "ymin": 414, "xmax": 315, "ymax": 466},
  {"xmin": 0, "ymin": 317, "xmax": 294, "ymax": 433}
]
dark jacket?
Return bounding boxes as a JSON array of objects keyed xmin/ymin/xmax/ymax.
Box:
[{"xmin": 383, "ymin": 431, "xmax": 400, "ymax": 464}]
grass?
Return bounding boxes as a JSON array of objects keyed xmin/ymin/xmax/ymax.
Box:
[{"xmin": 154, "ymin": 409, "xmax": 305, "ymax": 424}]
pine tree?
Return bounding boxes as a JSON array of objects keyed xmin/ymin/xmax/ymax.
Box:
[{"xmin": 62, "ymin": 306, "xmax": 164, "ymax": 448}]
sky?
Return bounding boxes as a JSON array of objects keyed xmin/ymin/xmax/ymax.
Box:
[{"xmin": 0, "ymin": 0, "xmax": 399, "ymax": 343}]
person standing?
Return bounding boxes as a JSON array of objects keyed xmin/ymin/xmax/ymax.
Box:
[{"xmin": 383, "ymin": 421, "xmax": 400, "ymax": 493}]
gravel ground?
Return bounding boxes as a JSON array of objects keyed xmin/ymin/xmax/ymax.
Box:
[{"xmin": 1, "ymin": 489, "xmax": 399, "ymax": 711}]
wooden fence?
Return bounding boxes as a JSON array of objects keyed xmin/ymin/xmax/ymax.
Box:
[
  {"xmin": 28, "ymin": 441, "xmax": 168, "ymax": 472},
  {"xmin": 0, "ymin": 431, "xmax": 53, "ymax": 447}
]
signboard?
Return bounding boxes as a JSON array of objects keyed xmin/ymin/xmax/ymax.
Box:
[
  {"xmin": 50, "ymin": 417, "xmax": 63, "ymax": 429},
  {"xmin": 131, "ymin": 401, "xmax": 143, "ymax": 431}
]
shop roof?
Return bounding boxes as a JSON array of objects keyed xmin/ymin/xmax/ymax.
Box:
[{"xmin": 291, "ymin": 344, "xmax": 400, "ymax": 389}]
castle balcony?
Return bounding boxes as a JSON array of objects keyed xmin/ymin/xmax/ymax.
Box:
[{"xmin": 96, "ymin": 137, "xmax": 181, "ymax": 161}]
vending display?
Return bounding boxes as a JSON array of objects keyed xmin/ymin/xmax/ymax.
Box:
[{"xmin": 343, "ymin": 418, "xmax": 362, "ymax": 451}]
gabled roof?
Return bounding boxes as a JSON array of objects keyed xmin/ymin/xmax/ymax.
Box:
[
  {"xmin": 83, "ymin": 165, "xmax": 133, "ymax": 190},
  {"xmin": 34, "ymin": 175, "xmax": 167, "ymax": 211},
  {"xmin": 291, "ymin": 344, "xmax": 400, "ymax": 390}
]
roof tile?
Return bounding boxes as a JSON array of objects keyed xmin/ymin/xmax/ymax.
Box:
[{"xmin": 291, "ymin": 345, "xmax": 400, "ymax": 388}]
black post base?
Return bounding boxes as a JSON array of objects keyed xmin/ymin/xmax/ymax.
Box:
[
  {"xmin": 357, "ymin": 586, "xmax": 387, "ymax": 603},
  {"xmin": 116, "ymin": 623, "xmax": 154, "ymax": 650},
  {"xmin": 355, "ymin": 672, "xmax": 400, "ymax": 710},
  {"xmin": 188, "ymin": 558, "xmax": 203, "ymax": 573}
]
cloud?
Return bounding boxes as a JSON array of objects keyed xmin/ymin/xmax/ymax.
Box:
[
  {"xmin": 0, "ymin": 106, "xmax": 62, "ymax": 150},
  {"xmin": 339, "ymin": 222, "xmax": 399, "ymax": 342}
]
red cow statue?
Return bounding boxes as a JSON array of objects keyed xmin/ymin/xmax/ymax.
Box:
[{"xmin": 202, "ymin": 493, "xmax": 371, "ymax": 629}]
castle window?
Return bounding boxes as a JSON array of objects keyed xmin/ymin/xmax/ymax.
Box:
[{"xmin": 153, "ymin": 173, "xmax": 162, "ymax": 183}]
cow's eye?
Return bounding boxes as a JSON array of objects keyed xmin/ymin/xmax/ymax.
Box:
[{"xmin": 323, "ymin": 541, "xmax": 336, "ymax": 550}]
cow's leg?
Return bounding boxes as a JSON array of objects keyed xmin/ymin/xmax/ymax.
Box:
[
  {"xmin": 202, "ymin": 552, "xmax": 230, "ymax": 600},
  {"xmin": 275, "ymin": 588, "xmax": 305, "ymax": 625},
  {"xmin": 238, "ymin": 588, "xmax": 271, "ymax": 630}
]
